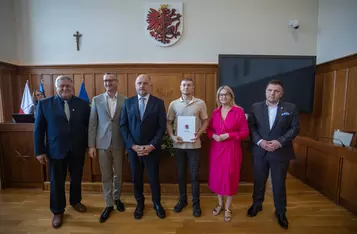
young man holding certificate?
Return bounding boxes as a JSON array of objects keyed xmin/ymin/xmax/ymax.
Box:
[{"xmin": 166, "ymin": 78, "xmax": 209, "ymax": 217}]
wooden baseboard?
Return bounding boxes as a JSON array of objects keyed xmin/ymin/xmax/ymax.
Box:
[{"xmin": 43, "ymin": 182, "xmax": 254, "ymax": 194}]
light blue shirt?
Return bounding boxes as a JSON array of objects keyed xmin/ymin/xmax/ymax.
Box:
[{"xmin": 257, "ymin": 101, "xmax": 279, "ymax": 146}]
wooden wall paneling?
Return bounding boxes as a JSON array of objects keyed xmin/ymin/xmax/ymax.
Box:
[
  {"xmin": 0, "ymin": 66, "xmax": 16, "ymax": 122},
  {"xmin": 289, "ymin": 141, "xmax": 307, "ymax": 181},
  {"xmin": 0, "ymin": 130, "xmax": 43, "ymax": 188},
  {"xmin": 298, "ymin": 114, "xmax": 311, "ymax": 137},
  {"xmin": 0, "ymin": 74, "xmax": 3, "ymax": 122},
  {"xmin": 316, "ymin": 53, "xmax": 357, "ymax": 74},
  {"xmin": 338, "ymin": 149, "xmax": 357, "ymax": 215},
  {"xmin": 331, "ymin": 69, "xmax": 348, "ymax": 132},
  {"xmin": 127, "ymin": 73, "xmax": 138, "ymax": 97},
  {"xmin": 205, "ymin": 73, "xmax": 217, "ymax": 115},
  {"xmin": 117, "ymin": 74, "xmax": 127, "ymax": 97},
  {"xmin": 11, "ymin": 73, "xmax": 25, "ymax": 117},
  {"xmin": 51, "ymin": 74, "xmax": 60, "ymax": 94},
  {"xmin": 95, "ymin": 73, "xmax": 105, "ymax": 96},
  {"xmin": 306, "ymin": 146, "xmax": 339, "ymax": 202},
  {"xmin": 193, "ymin": 73, "xmax": 206, "ymax": 101},
  {"xmin": 150, "ymin": 73, "xmax": 182, "ymax": 109},
  {"xmin": 316, "ymin": 71, "xmax": 335, "ymax": 138},
  {"xmin": 30, "ymin": 74, "xmax": 41, "ymax": 94},
  {"xmin": 84, "ymin": 74, "xmax": 95, "ymax": 101},
  {"xmin": 73, "ymin": 74, "xmax": 83, "ymax": 96},
  {"xmin": 42, "ymin": 74, "xmax": 54, "ymax": 97},
  {"xmin": 345, "ymin": 66, "xmax": 357, "ymax": 131},
  {"xmin": 82, "ymin": 155, "xmax": 92, "ymax": 182}
]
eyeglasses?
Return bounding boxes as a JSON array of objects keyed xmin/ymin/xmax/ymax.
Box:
[
  {"xmin": 219, "ymin": 93, "xmax": 230, "ymax": 97},
  {"xmin": 104, "ymin": 79, "xmax": 117, "ymax": 83}
]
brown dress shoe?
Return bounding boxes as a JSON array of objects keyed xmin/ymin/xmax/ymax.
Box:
[
  {"xmin": 52, "ymin": 214, "xmax": 63, "ymax": 229},
  {"xmin": 71, "ymin": 203, "xmax": 87, "ymax": 212}
]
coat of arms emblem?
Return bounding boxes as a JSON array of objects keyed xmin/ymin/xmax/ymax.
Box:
[{"xmin": 145, "ymin": 3, "xmax": 183, "ymax": 47}]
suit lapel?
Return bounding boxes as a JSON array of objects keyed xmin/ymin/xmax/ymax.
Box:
[
  {"xmin": 102, "ymin": 94, "xmax": 111, "ymax": 118},
  {"xmin": 271, "ymin": 102, "xmax": 283, "ymax": 131},
  {"xmin": 113, "ymin": 95, "xmax": 121, "ymax": 119},
  {"xmin": 262, "ymin": 102, "xmax": 270, "ymax": 131},
  {"xmin": 55, "ymin": 95, "xmax": 69, "ymax": 122},
  {"xmin": 142, "ymin": 96, "xmax": 154, "ymax": 122},
  {"xmin": 133, "ymin": 97, "xmax": 141, "ymax": 122}
]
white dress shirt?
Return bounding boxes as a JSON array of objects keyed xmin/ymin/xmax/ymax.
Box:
[
  {"xmin": 257, "ymin": 101, "xmax": 279, "ymax": 145},
  {"xmin": 138, "ymin": 93, "xmax": 150, "ymax": 113},
  {"xmin": 106, "ymin": 92, "xmax": 117, "ymax": 118},
  {"xmin": 267, "ymin": 101, "xmax": 279, "ymax": 130}
]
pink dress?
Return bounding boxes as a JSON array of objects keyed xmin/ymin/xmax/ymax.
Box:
[{"xmin": 207, "ymin": 106, "xmax": 249, "ymax": 196}]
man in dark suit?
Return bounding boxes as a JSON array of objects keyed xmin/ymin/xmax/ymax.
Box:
[
  {"xmin": 120, "ymin": 74, "xmax": 167, "ymax": 220},
  {"xmin": 34, "ymin": 75, "xmax": 90, "ymax": 229},
  {"xmin": 247, "ymin": 80, "xmax": 300, "ymax": 229}
]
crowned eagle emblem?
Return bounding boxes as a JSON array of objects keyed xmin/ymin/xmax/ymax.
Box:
[{"xmin": 146, "ymin": 3, "xmax": 183, "ymax": 46}]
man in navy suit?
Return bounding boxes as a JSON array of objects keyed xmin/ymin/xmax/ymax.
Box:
[
  {"xmin": 34, "ymin": 75, "xmax": 90, "ymax": 229},
  {"xmin": 120, "ymin": 74, "xmax": 167, "ymax": 220},
  {"xmin": 247, "ymin": 80, "xmax": 300, "ymax": 229}
]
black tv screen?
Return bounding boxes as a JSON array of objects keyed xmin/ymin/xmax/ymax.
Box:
[{"xmin": 218, "ymin": 54, "xmax": 316, "ymax": 113}]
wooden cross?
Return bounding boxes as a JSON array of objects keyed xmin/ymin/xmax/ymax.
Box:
[{"xmin": 73, "ymin": 31, "xmax": 82, "ymax": 51}]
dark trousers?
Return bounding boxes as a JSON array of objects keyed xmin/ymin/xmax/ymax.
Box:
[
  {"xmin": 48, "ymin": 152, "xmax": 85, "ymax": 215},
  {"xmin": 252, "ymin": 155, "xmax": 290, "ymax": 214},
  {"xmin": 174, "ymin": 148, "xmax": 200, "ymax": 205},
  {"xmin": 128, "ymin": 151, "xmax": 161, "ymax": 205}
]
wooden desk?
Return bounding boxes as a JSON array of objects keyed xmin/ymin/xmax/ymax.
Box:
[
  {"xmin": 290, "ymin": 136, "xmax": 357, "ymax": 215},
  {"xmin": 0, "ymin": 123, "xmax": 44, "ymax": 188},
  {"xmin": 0, "ymin": 123, "xmax": 253, "ymax": 190}
]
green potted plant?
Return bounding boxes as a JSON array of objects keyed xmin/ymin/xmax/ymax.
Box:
[{"xmin": 161, "ymin": 122, "xmax": 175, "ymax": 157}]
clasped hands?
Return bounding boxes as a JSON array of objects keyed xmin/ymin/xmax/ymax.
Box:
[
  {"xmin": 212, "ymin": 133, "xmax": 229, "ymax": 142},
  {"xmin": 132, "ymin": 144, "xmax": 155, "ymax": 156},
  {"xmin": 171, "ymin": 133, "xmax": 200, "ymax": 144},
  {"xmin": 259, "ymin": 140, "xmax": 282, "ymax": 152}
]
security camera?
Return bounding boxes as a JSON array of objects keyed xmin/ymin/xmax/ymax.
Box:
[{"xmin": 289, "ymin": 20, "xmax": 299, "ymax": 29}]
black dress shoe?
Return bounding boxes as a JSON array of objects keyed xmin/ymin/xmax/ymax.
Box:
[
  {"xmin": 275, "ymin": 212, "xmax": 289, "ymax": 229},
  {"xmin": 154, "ymin": 204, "xmax": 166, "ymax": 219},
  {"xmin": 134, "ymin": 203, "xmax": 144, "ymax": 220},
  {"xmin": 247, "ymin": 205, "xmax": 263, "ymax": 217},
  {"xmin": 115, "ymin": 199, "xmax": 125, "ymax": 212},
  {"xmin": 174, "ymin": 200, "xmax": 188, "ymax": 213},
  {"xmin": 99, "ymin": 207, "xmax": 114, "ymax": 223},
  {"xmin": 193, "ymin": 203, "xmax": 202, "ymax": 217}
]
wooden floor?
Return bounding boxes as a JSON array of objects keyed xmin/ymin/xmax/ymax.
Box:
[{"xmin": 0, "ymin": 175, "xmax": 356, "ymax": 234}]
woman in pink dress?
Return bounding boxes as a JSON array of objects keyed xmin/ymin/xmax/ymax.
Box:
[{"xmin": 207, "ymin": 86, "xmax": 249, "ymax": 222}]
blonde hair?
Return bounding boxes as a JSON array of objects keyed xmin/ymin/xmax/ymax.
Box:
[{"xmin": 216, "ymin": 86, "xmax": 237, "ymax": 107}]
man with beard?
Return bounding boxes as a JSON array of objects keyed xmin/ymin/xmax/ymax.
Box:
[
  {"xmin": 120, "ymin": 74, "xmax": 167, "ymax": 220},
  {"xmin": 88, "ymin": 73, "xmax": 127, "ymax": 222}
]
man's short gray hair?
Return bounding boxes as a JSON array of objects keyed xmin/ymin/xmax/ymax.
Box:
[
  {"xmin": 104, "ymin": 72, "xmax": 117, "ymax": 78},
  {"xmin": 55, "ymin": 75, "xmax": 73, "ymax": 88}
]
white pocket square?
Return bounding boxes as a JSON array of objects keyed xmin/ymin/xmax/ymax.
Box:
[{"xmin": 281, "ymin": 112, "xmax": 290, "ymax": 116}]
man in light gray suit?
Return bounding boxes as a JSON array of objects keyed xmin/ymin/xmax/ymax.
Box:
[{"xmin": 88, "ymin": 72, "xmax": 127, "ymax": 223}]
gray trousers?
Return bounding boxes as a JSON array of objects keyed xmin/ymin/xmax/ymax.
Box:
[{"xmin": 98, "ymin": 146, "xmax": 124, "ymax": 207}]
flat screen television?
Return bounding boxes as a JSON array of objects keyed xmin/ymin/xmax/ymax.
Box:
[{"xmin": 218, "ymin": 54, "xmax": 317, "ymax": 113}]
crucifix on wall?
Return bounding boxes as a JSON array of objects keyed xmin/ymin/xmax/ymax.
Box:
[{"xmin": 73, "ymin": 31, "xmax": 82, "ymax": 51}]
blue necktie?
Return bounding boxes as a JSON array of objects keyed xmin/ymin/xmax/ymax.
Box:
[{"xmin": 139, "ymin": 97, "xmax": 146, "ymax": 120}]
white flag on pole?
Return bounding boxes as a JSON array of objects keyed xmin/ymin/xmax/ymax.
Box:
[{"xmin": 19, "ymin": 80, "xmax": 34, "ymax": 114}]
